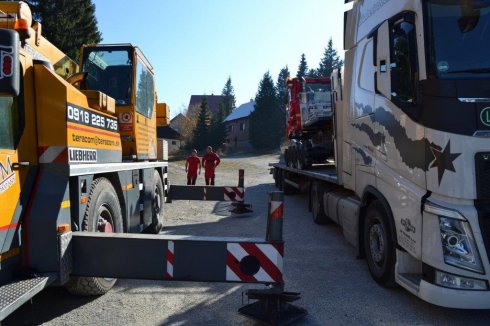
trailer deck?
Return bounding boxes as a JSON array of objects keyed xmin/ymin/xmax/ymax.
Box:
[{"xmin": 271, "ymin": 162, "xmax": 339, "ymax": 184}]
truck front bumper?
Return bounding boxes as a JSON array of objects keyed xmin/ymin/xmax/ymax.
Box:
[{"xmin": 419, "ymin": 280, "xmax": 490, "ymax": 309}]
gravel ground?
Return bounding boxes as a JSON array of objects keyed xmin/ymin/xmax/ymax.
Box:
[{"xmin": 4, "ymin": 153, "xmax": 490, "ymax": 325}]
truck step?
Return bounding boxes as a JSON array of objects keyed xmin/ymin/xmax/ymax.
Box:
[
  {"xmin": 397, "ymin": 273, "xmax": 422, "ymax": 293},
  {"xmin": 0, "ymin": 274, "xmax": 56, "ymax": 321}
]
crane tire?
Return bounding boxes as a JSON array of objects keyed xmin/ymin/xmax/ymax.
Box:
[{"xmin": 65, "ymin": 177, "xmax": 123, "ymax": 295}]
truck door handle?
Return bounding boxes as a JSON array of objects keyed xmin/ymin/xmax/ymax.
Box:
[{"xmin": 12, "ymin": 161, "xmax": 30, "ymax": 170}]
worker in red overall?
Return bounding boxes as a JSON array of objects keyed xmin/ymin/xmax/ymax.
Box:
[
  {"xmin": 202, "ymin": 146, "xmax": 221, "ymax": 185},
  {"xmin": 185, "ymin": 149, "xmax": 201, "ymax": 185}
]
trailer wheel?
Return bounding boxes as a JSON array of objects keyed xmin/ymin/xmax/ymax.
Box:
[
  {"xmin": 282, "ymin": 171, "xmax": 296, "ymax": 195},
  {"xmin": 273, "ymin": 168, "xmax": 279, "ymax": 188},
  {"xmin": 65, "ymin": 177, "xmax": 123, "ymax": 296},
  {"xmin": 311, "ymin": 182, "xmax": 329, "ymax": 224},
  {"xmin": 297, "ymin": 147, "xmax": 305, "ymax": 170},
  {"xmin": 144, "ymin": 170, "xmax": 164, "ymax": 234},
  {"xmin": 363, "ymin": 200, "xmax": 396, "ymax": 287},
  {"xmin": 284, "ymin": 149, "xmax": 290, "ymax": 167}
]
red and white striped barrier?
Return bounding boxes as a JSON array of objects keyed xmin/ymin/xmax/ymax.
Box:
[
  {"xmin": 166, "ymin": 240, "xmax": 174, "ymax": 279},
  {"xmin": 269, "ymin": 199, "xmax": 284, "ymax": 219},
  {"xmin": 224, "ymin": 187, "xmax": 244, "ymax": 201},
  {"xmin": 38, "ymin": 146, "xmax": 67, "ymax": 163},
  {"xmin": 226, "ymin": 242, "xmax": 283, "ymax": 283}
]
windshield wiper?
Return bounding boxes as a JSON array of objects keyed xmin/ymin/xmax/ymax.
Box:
[{"xmin": 447, "ymin": 67, "xmax": 490, "ymax": 74}]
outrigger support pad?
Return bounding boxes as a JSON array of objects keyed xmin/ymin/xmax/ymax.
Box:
[
  {"xmin": 239, "ymin": 191, "xmax": 307, "ymax": 325},
  {"xmin": 239, "ymin": 288, "xmax": 307, "ymax": 326},
  {"xmin": 230, "ymin": 201, "xmax": 253, "ymax": 214}
]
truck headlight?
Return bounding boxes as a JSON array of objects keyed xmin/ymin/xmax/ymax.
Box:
[
  {"xmin": 439, "ymin": 217, "xmax": 484, "ymax": 273},
  {"xmin": 424, "ymin": 202, "xmax": 484, "ymax": 274}
]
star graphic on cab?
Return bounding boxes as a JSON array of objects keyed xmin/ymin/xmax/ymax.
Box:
[{"xmin": 430, "ymin": 140, "xmax": 461, "ymax": 185}]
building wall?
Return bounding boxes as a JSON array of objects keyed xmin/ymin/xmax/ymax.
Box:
[
  {"xmin": 164, "ymin": 138, "xmax": 183, "ymax": 154},
  {"xmin": 226, "ymin": 117, "xmax": 252, "ymax": 150}
]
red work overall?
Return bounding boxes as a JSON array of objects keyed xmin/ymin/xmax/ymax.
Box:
[
  {"xmin": 186, "ymin": 156, "xmax": 201, "ymax": 185},
  {"xmin": 202, "ymin": 152, "xmax": 220, "ymax": 185}
]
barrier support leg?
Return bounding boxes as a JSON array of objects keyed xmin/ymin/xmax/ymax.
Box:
[
  {"xmin": 238, "ymin": 191, "xmax": 306, "ymax": 325},
  {"xmin": 230, "ymin": 169, "xmax": 253, "ymax": 214}
]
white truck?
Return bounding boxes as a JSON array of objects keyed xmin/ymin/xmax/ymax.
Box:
[{"xmin": 272, "ymin": 0, "xmax": 490, "ymax": 308}]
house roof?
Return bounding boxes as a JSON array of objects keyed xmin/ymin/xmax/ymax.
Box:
[
  {"xmin": 224, "ymin": 100, "xmax": 255, "ymax": 122},
  {"xmin": 157, "ymin": 126, "xmax": 182, "ymax": 140},
  {"xmin": 188, "ymin": 95, "xmax": 224, "ymax": 117},
  {"xmin": 170, "ymin": 113, "xmax": 187, "ymax": 124}
]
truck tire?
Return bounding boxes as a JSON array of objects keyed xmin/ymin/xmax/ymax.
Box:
[
  {"xmin": 297, "ymin": 147, "xmax": 305, "ymax": 170},
  {"xmin": 363, "ymin": 200, "xmax": 396, "ymax": 287},
  {"xmin": 284, "ymin": 149, "xmax": 290, "ymax": 167},
  {"xmin": 144, "ymin": 170, "xmax": 164, "ymax": 234},
  {"xmin": 311, "ymin": 181, "xmax": 330, "ymax": 224},
  {"xmin": 282, "ymin": 171, "xmax": 296, "ymax": 195},
  {"xmin": 273, "ymin": 168, "xmax": 279, "ymax": 188},
  {"xmin": 65, "ymin": 177, "xmax": 123, "ymax": 295}
]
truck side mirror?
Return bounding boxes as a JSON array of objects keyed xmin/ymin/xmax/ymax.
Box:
[
  {"xmin": 0, "ymin": 29, "xmax": 20, "ymax": 97},
  {"xmin": 375, "ymin": 20, "xmax": 391, "ymax": 99}
]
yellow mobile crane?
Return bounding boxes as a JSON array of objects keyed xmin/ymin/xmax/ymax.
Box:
[
  {"xmin": 0, "ymin": 1, "xmax": 169, "ymax": 297},
  {"xmin": 0, "ymin": 2, "xmax": 302, "ymax": 324}
]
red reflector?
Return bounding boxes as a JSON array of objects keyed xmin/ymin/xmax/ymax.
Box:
[{"xmin": 2, "ymin": 54, "xmax": 13, "ymax": 77}]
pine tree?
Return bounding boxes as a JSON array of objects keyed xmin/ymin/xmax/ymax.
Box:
[
  {"xmin": 276, "ymin": 66, "xmax": 290, "ymax": 107},
  {"xmin": 249, "ymin": 72, "xmax": 284, "ymax": 150},
  {"xmin": 191, "ymin": 97, "xmax": 211, "ymax": 150},
  {"xmin": 26, "ymin": 0, "xmax": 102, "ymax": 61},
  {"xmin": 209, "ymin": 102, "xmax": 228, "ymax": 150},
  {"xmin": 296, "ymin": 53, "xmax": 308, "ymax": 79},
  {"xmin": 221, "ymin": 77, "xmax": 236, "ymax": 116},
  {"xmin": 317, "ymin": 38, "xmax": 344, "ymax": 78},
  {"xmin": 308, "ymin": 68, "xmax": 318, "ymax": 78}
]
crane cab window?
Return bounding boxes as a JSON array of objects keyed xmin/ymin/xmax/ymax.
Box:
[
  {"xmin": 0, "ymin": 67, "xmax": 24, "ymax": 150},
  {"xmin": 0, "ymin": 97, "xmax": 20, "ymax": 149},
  {"xmin": 135, "ymin": 59, "xmax": 155, "ymax": 118},
  {"xmin": 82, "ymin": 47, "xmax": 133, "ymax": 106}
]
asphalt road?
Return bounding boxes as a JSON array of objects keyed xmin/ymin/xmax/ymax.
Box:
[{"xmin": 4, "ymin": 154, "xmax": 490, "ymax": 325}]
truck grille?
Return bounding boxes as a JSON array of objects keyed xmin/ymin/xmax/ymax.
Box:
[
  {"xmin": 475, "ymin": 200, "xmax": 490, "ymax": 264},
  {"xmin": 475, "ymin": 152, "xmax": 490, "ymax": 200}
]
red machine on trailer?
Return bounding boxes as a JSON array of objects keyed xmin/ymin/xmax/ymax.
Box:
[{"xmin": 284, "ymin": 77, "xmax": 333, "ymax": 169}]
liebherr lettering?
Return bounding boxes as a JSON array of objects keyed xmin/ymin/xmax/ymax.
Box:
[{"xmin": 68, "ymin": 148, "xmax": 97, "ymax": 163}]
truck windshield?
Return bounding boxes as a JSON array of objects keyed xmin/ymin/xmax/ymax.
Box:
[
  {"xmin": 304, "ymin": 83, "xmax": 331, "ymax": 103},
  {"xmin": 82, "ymin": 47, "xmax": 133, "ymax": 105},
  {"xmin": 424, "ymin": 0, "xmax": 490, "ymax": 79}
]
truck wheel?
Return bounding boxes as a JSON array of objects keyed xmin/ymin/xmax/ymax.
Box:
[
  {"xmin": 297, "ymin": 147, "xmax": 305, "ymax": 170},
  {"xmin": 282, "ymin": 171, "xmax": 296, "ymax": 195},
  {"xmin": 291, "ymin": 147, "xmax": 298, "ymax": 169},
  {"xmin": 311, "ymin": 182, "xmax": 330, "ymax": 224},
  {"xmin": 363, "ymin": 200, "xmax": 396, "ymax": 287},
  {"xmin": 144, "ymin": 170, "xmax": 164, "ymax": 234},
  {"xmin": 273, "ymin": 169, "xmax": 279, "ymax": 188},
  {"xmin": 65, "ymin": 177, "xmax": 123, "ymax": 295}
]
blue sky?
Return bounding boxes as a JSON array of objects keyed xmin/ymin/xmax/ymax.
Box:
[{"xmin": 92, "ymin": 0, "xmax": 348, "ymax": 118}]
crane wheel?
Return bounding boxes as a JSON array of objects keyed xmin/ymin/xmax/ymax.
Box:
[
  {"xmin": 143, "ymin": 170, "xmax": 165, "ymax": 234},
  {"xmin": 65, "ymin": 177, "xmax": 123, "ymax": 295}
]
